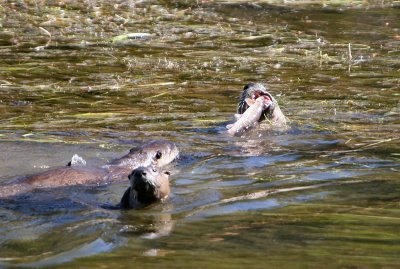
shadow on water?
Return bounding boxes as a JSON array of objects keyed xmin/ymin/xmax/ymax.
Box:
[{"xmin": 0, "ymin": 0, "xmax": 399, "ymax": 268}]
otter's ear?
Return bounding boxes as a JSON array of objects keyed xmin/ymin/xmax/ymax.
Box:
[
  {"xmin": 120, "ymin": 187, "xmax": 132, "ymax": 209},
  {"xmin": 164, "ymin": 171, "xmax": 171, "ymax": 176},
  {"xmin": 128, "ymin": 170, "xmax": 137, "ymax": 183},
  {"xmin": 243, "ymin": 82, "xmax": 254, "ymax": 91}
]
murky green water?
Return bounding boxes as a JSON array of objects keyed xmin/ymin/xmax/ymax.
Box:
[{"xmin": 0, "ymin": 1, "xmax": 399, "ymax": 268}]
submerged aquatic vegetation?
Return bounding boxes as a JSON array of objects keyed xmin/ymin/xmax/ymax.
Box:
[{"xmin": 0, "ymin": 1, "xmax": 399, "ymax": 268}]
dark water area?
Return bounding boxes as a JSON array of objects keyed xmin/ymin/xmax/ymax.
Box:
[{"xmin": 0, "ymin": 1, "xmax": 399, "ymax": 268}]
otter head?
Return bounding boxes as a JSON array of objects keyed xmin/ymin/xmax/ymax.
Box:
[
  {"xmin": 128, "ymin": 166, "xmax": 170, "ymax": 206},
  {"xmin": 237, "ymin": 82, "xmax": 277, "ymax": 121},
  {"xmin": 130, "ymin": 140, "xmax": 179, "ymax": 168}
]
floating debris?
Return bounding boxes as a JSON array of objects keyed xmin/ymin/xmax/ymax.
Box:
[
  {"xmin": 68, "ymin": 154, "xmax": 87, "ymax": 167},
  {"xmin": 110, "ymin": 33, "xmax": 153, "ymax": 43}
]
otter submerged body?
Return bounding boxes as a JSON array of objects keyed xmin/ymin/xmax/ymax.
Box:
[
  {"xmin": 0, "ymin": 140, "xmax": 179, "ymax": 198},
  {"xmin": 23, "ymin": 166, "xmax": 109, "ymax": 187}
]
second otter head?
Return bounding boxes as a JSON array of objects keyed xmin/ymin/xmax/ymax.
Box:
[
  {"xmin": 237, "ymin": 82, "xmax": 287, "ymax": 126},
  {"xmin": 237, "ymin": 83, "xmax": 276, "ymax": 118},
  {"xmin": 129, "ymin": 140, "xmax": 179, "ymax": 168},
  {"xmin": 129, "ymin": 166, "xmax": 171, "ymax": 206}
]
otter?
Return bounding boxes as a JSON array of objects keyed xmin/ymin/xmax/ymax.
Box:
[
  {"xmin": 119, "ymin": 166, "xmax": 171, "ymax": 209},
  {"xmin": 0, "ymin": 140, "xmax": 179, "ymax": 198},
  {"xmin": 237, "ymin": 82, "xmax": 287, "ymax": 126}
]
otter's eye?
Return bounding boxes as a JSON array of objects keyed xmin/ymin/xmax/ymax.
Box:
[
  {"xmin": 152, "ymin": 168, "xmax": 157, "ymax": 173},
  {"xmin": 141, "ymin": 171, "xmax": 147, "ymax": 177},
  {"xmin": 155, "ymin": 151, "xmax": 162, "ymax": 160}
]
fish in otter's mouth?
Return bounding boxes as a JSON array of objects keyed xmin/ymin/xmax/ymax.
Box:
[{"xmin": 237, "ymin": 82, "xmax": 276, "ymax": 120}]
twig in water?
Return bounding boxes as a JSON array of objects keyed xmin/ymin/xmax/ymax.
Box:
[
  {"xmin": 143, "ymin": 92, "xmax": 169, "ymax": 100},
  {"xmin": 347, "ymin": 43, "xmax": 352, "ymax": 73},
  {"xmin": 34, "ymin": 27, "xmax": 52, "ymax": 51},
  {"xmin": 185, "ymin": 180, "xmax": 365, "ymax": 219},
  {"xmin": 348, "ymin": 43, "xmax": 352, "ymax": 61},
  {"xmin": 335, "ymin": 137, "xmax": 399, "ymax": 154}
]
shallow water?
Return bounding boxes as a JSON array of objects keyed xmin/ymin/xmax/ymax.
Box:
[{"xmin": 0, "ymin": 1, "xmax": 399, "ymax": 268}]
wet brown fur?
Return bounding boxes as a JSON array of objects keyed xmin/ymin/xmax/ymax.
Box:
[
  {"xmin": 0, "ymin": 140, "xmax": 178, "ymax": 198},
  {"xmin": 120, "ymin": 166, "xmax": 170, "ymax": 209}
]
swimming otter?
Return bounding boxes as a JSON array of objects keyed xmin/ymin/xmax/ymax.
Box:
[
  {"xmin": 0, "ymin": 140, "xmax": 179, "ymax": 198},
  {"xmin": 120, "ymin": 166, "xmax": 171, "ymax": 209},
  {"xmin": 237, "ymin": 82, "xmax": 287, "ymax": 126}
]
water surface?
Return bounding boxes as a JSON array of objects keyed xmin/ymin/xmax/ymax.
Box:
[{"xmin": 0, "ymin": 1, "xmax": 399, "ymax": 268}]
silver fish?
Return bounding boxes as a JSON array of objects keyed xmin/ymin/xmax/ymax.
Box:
[{"xmin": 227, "ymin": 96, "xmax": 270, "ymax": 135}]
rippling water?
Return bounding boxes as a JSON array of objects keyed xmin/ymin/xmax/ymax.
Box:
[{"xmin": 0, "ymin": 1, "xmax": 399, "ymax": 268}]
